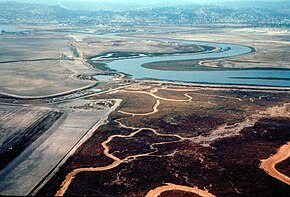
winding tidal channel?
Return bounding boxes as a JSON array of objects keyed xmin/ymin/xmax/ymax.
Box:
[
  {"xmin": 55, "ymin": 86, "xmax": 290, "ymax": 196},
  {"xmin": 55, "ymin": 89, "xmax": 216, "ymax": 196},
  {"xmin": 92, "ymin": 33, "xmax": 290, "ymax": 87}
]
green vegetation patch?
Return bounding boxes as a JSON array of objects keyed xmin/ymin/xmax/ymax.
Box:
[
  {"xmin": 141, "ymin": 60, "xmax": 226, "ymax": 71},
  {"xmin": 86, "ymin": 60, "xmax": 115, "ymax": 72},
  {"xmin": 230, "ymin": 77, "xmax": 290, "ymax": 81},
  {"xmin": 142, "ymin": 60, "xmax": 290, "ymax": 72}
]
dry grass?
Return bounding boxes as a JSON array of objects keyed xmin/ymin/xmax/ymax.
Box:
[
  {"xmin": 111, "ymin": 91, "xmax": 156, "ymax": 114},
  {"xmin": 0, "ymin": 60, "xmax": 93, "ymax": 97},
  {"xmin": 0, "ymin": 31, "xmax": 98, "ymax": 97},
  {"xmin": 155, "ymin": 89, "xmax": 192, "ymax": 100},
  {"xmin": 0, "ymin": 34, "xmax": 68, "ymax": 62},
  {"xmin": 37, "ymin": 83, "xmax": 290, "ymax": 197}
]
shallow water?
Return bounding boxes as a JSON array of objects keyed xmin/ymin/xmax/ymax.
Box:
[{"xmin": 103, "ymin": 36, "xmax": 290, "ymax": 87}]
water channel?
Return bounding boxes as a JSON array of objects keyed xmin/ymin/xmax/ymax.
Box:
[{"xmin": 97, "ymin": 33, "xmax": 290, "ymax": 87}]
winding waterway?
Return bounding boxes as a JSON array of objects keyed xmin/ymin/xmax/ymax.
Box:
[{"xmin": 94, "ymin": 34, "xmax": 290, "ymax": 87}]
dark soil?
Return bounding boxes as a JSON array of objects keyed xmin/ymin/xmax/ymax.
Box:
[
  {"xmin": 276, "ymin": 157, "xmax": 290, "ymax": 178},
  {"xmin": 0, "ymin": 111, "xmax": 62, "ymax": 170},
  {"xmin": 37, "ymin": 117, "xmax": 290, "ymax": 197}
]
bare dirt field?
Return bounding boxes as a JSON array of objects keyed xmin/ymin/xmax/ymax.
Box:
[
  {"xmin": 0, "ymin": 99, "xmax": 120, "ymax": 196},
  {"xmin": 0, "ymin": 105, "xmax": 61, "ymax": 170},
  {"xmin": 0, "ymin": 31, "xmax": 97, "ymax": 97},
  {"xmin": 37, "ymin": 83, "xmax": 290, "ymax": 196},
  {"xmin": 0, "ymin": 34, "xmax": 67, "ymax": 62},
  {"xmin": 0, "ymin": 60, "xmax": 95, "ymax": 97}
]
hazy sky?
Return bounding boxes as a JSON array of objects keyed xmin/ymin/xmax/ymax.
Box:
[
  {"xmin": 8, "ymin": 0, "xmax": 211, "ymax": 3},
  {"xmin": 8, "ymin": 0, "xmax": 281, "ymax": 4}
]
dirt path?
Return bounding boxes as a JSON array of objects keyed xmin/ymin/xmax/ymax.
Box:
[
  {"xmin": 119, "ymin": 89, "xmax": 193, "ymax": 102},
  {"xmin": 55, "ymin": 89, "xmax": 195, "ymax": 196},
  {"xmin": 55, "ymin": 125, "xmax": 186, "ymax": 196},
  {"xmin": 118, "ymin": 89, "xmax": 191, "ymax": 116},
  {"xmin": 259, "ymin": 103, "xmax": 290, "ymax": 186},
  {"xmin": 119, "ymin": 100, "xmax": 161, "ymax": 116},
  {"xmin": 55, "ymin": 88, "xmax": 290, "ymax": 196},
  {"xmin": 118, "ymin": 90, "xmax": 290, "ymax": 186},
  {"xmin": 145, "ymin": 183, "xmax": 216, "ymax": 197},
  {"xmin": 162, "ymin": 87, "xmax": 242, "ymax": 101},
  {"xmin": 260, "ymin": 141, "xmax": 290, "ymax": 185},
  {"xmin": 56, "ymin": 106, "xmax": 196, "ymax": 196}
]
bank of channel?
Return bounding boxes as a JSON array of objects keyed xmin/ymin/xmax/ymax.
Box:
[{"xmin": 98, "ymin": 35, "xmax": 290, "ymax": 87}]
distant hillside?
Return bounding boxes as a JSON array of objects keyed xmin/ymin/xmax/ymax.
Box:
[
  {"xmin": 0, "ymin": 1, "xmax": 76, "ymax": 23},
  {"xmin": 215, "ymin": 1, "xmax": 290, "ymax": 10},
  {"xmin": 129, "ymin": 6, "xmax": 289, "ymax": 26},
  {"xmin": 0, "ymin": 1, "xmax": 289, "ymax": 26}
]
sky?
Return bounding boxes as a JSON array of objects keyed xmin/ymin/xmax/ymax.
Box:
[
  {"xmin": 5, "ymin": 0, "xmax": 211, "ymax": 3},
  {"xmin": 7, "ymin": 0, "xmax": 281, "ymax": 4}
]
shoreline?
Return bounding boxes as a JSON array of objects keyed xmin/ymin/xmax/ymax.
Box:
[{"xmin": 139, "ymin": 79, "xmax": 290, "ymax": 90}]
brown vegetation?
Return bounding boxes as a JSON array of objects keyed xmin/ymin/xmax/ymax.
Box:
[
  {"xmin": 276, "ymin": 158, "xmax": 290, "ymax": 178},
  {"xmin": 37, "ymin": 85, "xmax": 290, "ymax": 196},
  {"xmin": 155, "ymin": 89, "xmax": 192, "ymax": 100}
]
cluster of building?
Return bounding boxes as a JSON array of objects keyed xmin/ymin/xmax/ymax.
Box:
[{"xmin": 1, "ymin": 2, "xmax": 289, "ymax": 27}]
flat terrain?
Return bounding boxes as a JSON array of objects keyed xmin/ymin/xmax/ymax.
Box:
[
  {"xmin": 0, "ymin": 34, "xmax": 67, "ymax": 62},
  {"xmin": 0, "ymin": 99, "xmax": 120, "ymax": 196},
  {"xmin": 0, "ymin": 31, "xmax": 96, "ymax": 97},
  {"xmin": 0, "ymin": 60, "xmax": 95, "ymax": 97},
  {"xmin": 1, "ymin": 25, "xmax": 289, "ymax": 97},
  {"xmin": 37, "ymin": 83, "xmax": 290, "ymax": 196},
  {"xmin": 0, "ymin": 27, "xmax": 206, "ymax": 97},
  {"xmin": 73, "ymin": 35, "xmax": 204, "ymax": 59},
  {"xmin": 141, "ymin": 60, "xmax": 290, "ymax": 72},
  {"xmin": 142, "ymin": 60, "xmax": 201, "ymax": 71},
  {"xmin": 0, "ymin": 105, "xmax": 61, "ymax": 170},
  {"xmin": 132, "ymin": 26, "xmax": 290, "ymax": 69},
  {"xmin": 1, "ymin": 25, "xmax": 290, "ymax": 197}
]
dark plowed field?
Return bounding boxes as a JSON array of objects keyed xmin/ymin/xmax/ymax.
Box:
[{"xmin": 0, "ymin": 111, "xmax": 62, "ymax": 170}]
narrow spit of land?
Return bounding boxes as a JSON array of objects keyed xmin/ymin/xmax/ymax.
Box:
[{"xmin": 55, "ymin": 87, "xmax": 290, "ymax": 196}]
